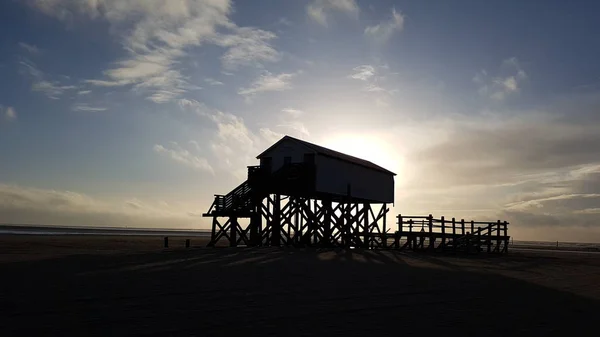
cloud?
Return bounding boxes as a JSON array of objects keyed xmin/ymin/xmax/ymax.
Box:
[
  {"xmin": 177, "ymin": 102, "xmax": 279, "ymax": 180},
  {"xmin": 348, "ymin": 64, "xmax": 397, "ymax": 99},
  {"xmin": 306, "ymin": 0, "xmax": 359, "ymax": 26},
  {"xmin": 0, "ymin": 183, "xmax": 200, "ymax": 228},
  {"xmin": 277, "ymin": 17, "xmax": 293, "ymax": 27},
  {"xmin": 282, "ymin": 108, "xmax": 303, "ymax": 118},
  {"xmin": 349, "ymin": 65, "xmax": 375, "ymax": 81},
  {"xmin": 19, "ymin": 60, "xmax": 76, "ymax": 99},
  {"xmin": 32, "ymin": 81, "xmax": 76, "ymax": 99},
  {"xmin": 18, "ymin": 42, "xmax": 40, "ymax": 54},
  {"xmin": 276, "ymin": 108, "xmax": 309, "ymax": 138},
  {"xmin": 188, "ymin": 140, "xmax": 201, "ymax": 151},
  {"xmin": 77, "ymin": 90, "xmax": 92, "ymax": 95},
  {"xmin": 364, "ymin": 8, "xmax": 405, "ymax": 42},
  {"xmin": 154, "ymin": 142, "xmax": 214, "ymax": 174},
  {"xmin": 213, "ymin": 27, "xmax": 280, "ymax": 69},
  {"xmin": 205, "ymin": 78, "xmax": 224, "ymax": 86},
  {"xmin": 71, "ymin": 104, "xmax": 107, "ymax": 112},
  {"xmin": 401, "ymin": 91, "xmax": 600, "ymax": 231},
  {"xmin": 1, "ymin": 106, "xmax": 17, "ymax": 121},
  {"xmin": 259, "ymin": 128, "xmax": 284, "ymax": 144},
  {"xmin": 238, "ymin": 71, "xmax": 296, "ymax": 98},
  {"xmin": 474, "ymin": 57, "xmax": 527, "ymax": 101},
  {"xmin": 28, "ymin": 0, "xmax": 281, "ymax": 103}
]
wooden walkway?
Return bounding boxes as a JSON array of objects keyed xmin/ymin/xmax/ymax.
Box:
[{"xmin": 381, "ymin": 215, "xmax": 510, "ymax": 254}]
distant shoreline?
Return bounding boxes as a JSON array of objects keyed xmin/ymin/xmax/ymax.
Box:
[
  {"xmin": 1, "ymin": 224, "xmax": 599, "ymax": 252},
  {"xmin": 0, "ymin": 224, "xmax": 210, "ymax": 237}
]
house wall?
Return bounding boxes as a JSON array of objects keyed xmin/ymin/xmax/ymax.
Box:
[
  {"xmin": 259, "ymin": 138, "xmax": 316, "ymax": 172},
  {"xmin": 315, "ymin": 155, "xmax": 394, "ymax": 203},
  {"xmin": 258, "ymin": 139, "xmax": 394, "ymax": 203}
]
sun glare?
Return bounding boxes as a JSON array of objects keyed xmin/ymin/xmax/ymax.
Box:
[{"xmin": 322, "ymin": 134, "xmax": 404, "ymax": 180}]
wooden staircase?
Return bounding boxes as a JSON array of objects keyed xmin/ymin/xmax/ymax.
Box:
[{"xmin": 204, "ymin": 179, "xmax": 255, "ymax": 217}]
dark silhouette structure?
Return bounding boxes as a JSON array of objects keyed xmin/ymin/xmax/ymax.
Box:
[{"xmin": 204, "ymin": 135, "xmax": 509, "ymax": 253}]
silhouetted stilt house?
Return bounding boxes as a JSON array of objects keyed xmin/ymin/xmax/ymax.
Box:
[
  {"xmin": 203, "ymin": 135, "xmax": 510, "ymax": 253},
  {"xmin": 204, "ymin": 135, "xmax": 395, "ymax": 248}
]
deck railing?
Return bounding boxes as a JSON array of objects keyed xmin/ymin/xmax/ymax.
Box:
[{"xmin": 393, "ymin": 214, "xmax": 510, "ymax": 253}]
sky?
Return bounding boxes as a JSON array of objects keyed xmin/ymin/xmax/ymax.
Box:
[{"xmin": 1, "ymin": 0, "xmax": 600, "ymax": 242}]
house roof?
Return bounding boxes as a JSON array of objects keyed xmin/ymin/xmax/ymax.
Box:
[{"xmin": 256, "ymin": 135, "xmax": 396, "ymax": 176}]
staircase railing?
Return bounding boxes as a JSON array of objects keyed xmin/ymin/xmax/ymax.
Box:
[{"xmin": 205, "ymin": 162, "xmax": 316, "ymax": 216}]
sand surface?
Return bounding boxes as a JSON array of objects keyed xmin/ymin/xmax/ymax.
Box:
[{"xmin": 1, "ymin": 235, "xmax": 599, "ymax": 336}]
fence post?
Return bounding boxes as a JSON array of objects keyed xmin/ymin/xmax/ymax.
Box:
[
  {"xmin": 428, "ymin": 214, "xmax": 434, "ymax": 250},
  {"xmin": 164, "ymin": 236, "xmax": 169, "ymax": 248},
  {"xmin": 504, "ymin": 221, "xmax": 509, "ymax": 253},
  {"xmin": 440, "ymin": 216, "xmax": 446, "ymax": 251},
  {"xmin": 471, "ymin": 220, "xmax": 474, "ymax": 233},
  {"xmin": 186, "ymin": 239, "xmax": 190, "ymax": 248},
  {"xmin": 409, "ymin": 219, "xmax": 414, "ymax": 250},
  {"xmin": 487, "ymin": 223, "xmax": 492, "ymax": 253},
  {"xmin": 397, "ymin": 214, "xmax": 402, "ymax": 232},
  {"xmin": 496, "ymin": 220, "xmax": 502, "ymax": 253},
  {"xmin": 452, "ymin": 218, "xmax": 456, "ymax": 252},
  {"xmin": 461, "ymin": 219, "xmax": 465, "ymax": 235},
  {"xmin": 452, "ymin": 217, "xmax": 456, "ymax": 236}
]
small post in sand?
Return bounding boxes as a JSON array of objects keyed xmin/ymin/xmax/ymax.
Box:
[
  {"xmin": 186, "ymin": 239, "xmax": 191, "ymax": 248},
  {"xmin": 164, "ymin": 236, "xmax": 169, "ymax": 248}
]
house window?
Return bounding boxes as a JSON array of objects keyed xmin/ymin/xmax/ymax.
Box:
[
  {"xmin": 303, "ymin": 153, "xmax": 315, "ymax": 164},
  {"xmin": 284, "ymin": 156, "xmax": 292, "ymax": 165}
]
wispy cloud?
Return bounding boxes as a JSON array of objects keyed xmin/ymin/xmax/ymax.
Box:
[
  {"xmin": 154, "ymin": 142, "xmax": 214, "ymax": 174},
  {"xmin": 71, "ymin": 104, "xmax": 107, "ymax": 112},
  {"xmin": 19, "ymin": 59, "xmax": 75, "ymax": 99},
  {"xmin": 238, "ymin": 72, "xmax": 296, "ymax": 99},
  {"xmin": 277, "ymin": 108, "xmax": 310, "ymax": 138},
  {"xmin": 29, "ymin": 0, "xmax": 281, "ymax": 103},
  {"xmin": 349, "ymin": 65, "xmax": 375, "ymax": 81},
  {"xmin": 205, "ymin": 78, "xmax": 224, "ymax": 86},
  {"xmin": 177, "ymin": 102, "xmax": 278, "ymax": 180},
  {"xmin": 401, "ymin": 91, "xmax": 600, "ymax": 232},
  {"xmin": 214, "ymin": 27, "xmax": 280, "ymax": 69},
  {"xmin": 348, "ymin": 64, "xmax": 396, "ymax": 95},
  {"xmin": 277, "ymin": 17, "xmax": 293, "ymax": 27},
  {"xmin": 18, "ymin": 42, "xmax": 40, "ymax": 54},
  {"xmin": 77, "ymin": 90, "xmax": 92, "ymax": 95},
  {"xmin": 364, "ymin": 8, "xmax": 405, "ymax": 42},
  {"xmin": 1, "ymin": 106, "xmax": 17, "ymax": 121},
  {"xmin": 282, "ymin": 108, "xmax": 304, "ymax": 118},
  {"xmin": 306, "ymin": 0, "xmax": 359, "ymax": 26},
  {"xmin": 474, "ymin": 57, "xmax": 527, "ymax": 101},
  {"xmin": 32, "ymin": 81, "xmax": 76, "ymax": 99},
  {"xmin": 0, "ymin": 182, "xmax": 200, "ymax": 228}
]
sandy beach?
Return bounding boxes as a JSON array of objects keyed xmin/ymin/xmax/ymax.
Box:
[{"xmin": 1, "ymin": 235, "xmax": 599, "ymax": 336}]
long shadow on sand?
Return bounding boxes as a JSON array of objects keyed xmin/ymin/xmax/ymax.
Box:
[{"xmin": 1, "ymin": 248, "xmax": 597, "ymax": 337}]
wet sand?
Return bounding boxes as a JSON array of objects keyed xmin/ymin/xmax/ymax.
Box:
[{"xmin": 1, "ymin": 235, "xmax": 599, "ymax": 336}]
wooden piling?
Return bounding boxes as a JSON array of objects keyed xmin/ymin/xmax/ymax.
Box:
[
  {"xmin": 164, "ymin": 236, "xmax": 169, "ymax": 248},
  {"xmin": 186, "ymin": 239, "xmax": 190, "ymax": 248},
  {"xmin": 466, "ymin": 233, "xmax": 472, "ymax": 254},
  {"xmin": 461, "ymin": 219, "xmax": 465, "ymax": 235},
  {"xmin": 230, "ymin": 217, "xmax": 238, "ymax": 247}
]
